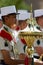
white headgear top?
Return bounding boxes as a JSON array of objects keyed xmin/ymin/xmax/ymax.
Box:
[
  {"xmin": 17, "ymin": 10, "xmax": 31, "ymax": 20},
  {"xmin": 1, "ymin": 5, "xmax": 17, "ymax": 16},
  {"xmin": 34, "ymin": 9, "xmax": 43, "ymax": 17}
]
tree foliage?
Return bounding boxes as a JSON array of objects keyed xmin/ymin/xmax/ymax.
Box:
[{"xmin": 0, "ymin": 0, "xmax": 30, "ymax": 10}]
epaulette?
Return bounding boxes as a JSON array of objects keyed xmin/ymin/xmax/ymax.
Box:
[
  {"xmin": 4, "ymin": 27, "xmax": 9, "ymax": 32},
  {"xmin": 0, "ymin": 29, "xmax": 12, "ymax": 41},
  {"xmin": 3, "ymin": 29, "xmax": 12, "ymax": 36}
]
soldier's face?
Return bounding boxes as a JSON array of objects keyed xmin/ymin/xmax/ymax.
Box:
[
  {"xmin": 4, "ymin": 14, "xmax": 17, "ymax": 28},
  {"xmin": 8, "ymin": 15, "xmax": 16, "ymax": 24},
  {"xmin": 18, "ymin": 20, "xmax": 27, "ymax": 30},
  {"xmin": 37, "ymin": 16, "xmax": 43, "ymax": 28}
]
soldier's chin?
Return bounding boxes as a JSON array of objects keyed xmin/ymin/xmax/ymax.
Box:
[{"xmin": 10, "ymin": 24, "xmax": 17, "ymax": 30}]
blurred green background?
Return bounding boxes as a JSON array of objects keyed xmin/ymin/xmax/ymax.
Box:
[{"xmin": 0, "ymin": 0, "xmax": 31, "ymax": 10}]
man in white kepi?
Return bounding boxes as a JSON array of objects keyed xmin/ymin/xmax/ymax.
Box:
[
  {"xmin": 15, "ymin": 10, "xmax": 32, "ymax": 60},
  {"xmin": 33, "ymin": 9, "xmax": 43, "ymax": 59},
  {"xmin": 16, "ymin": 10, "xmax": 31, "ymax": 32},
  {"xmin": 34, "ymin": 9, "xmax": 43, "ymax": 32},
  {"xmin": 1, "ymin": 5, "xmax": 20, "ymax": 60},
  {"xmin": 1, "ymin": 5, "xmax": 20, "ymax": 43}
]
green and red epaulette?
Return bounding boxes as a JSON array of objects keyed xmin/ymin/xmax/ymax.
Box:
[{"xmin": 0, "ymin": 29, "xmax": 12, "ymax": 41}]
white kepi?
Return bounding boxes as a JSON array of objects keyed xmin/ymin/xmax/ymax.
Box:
[{"xmin": 1, "ymin": 5, "xmax": 18, "ymax": 16}]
